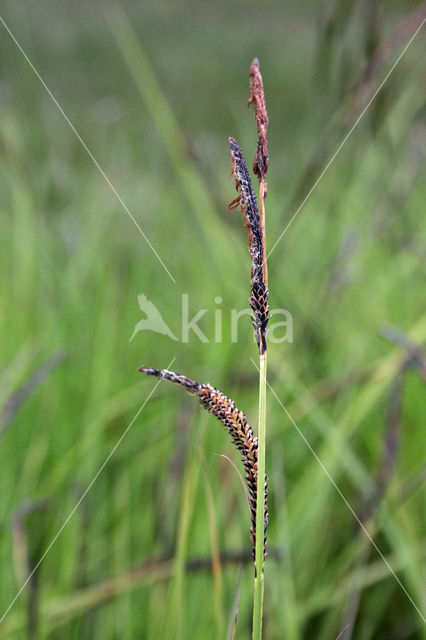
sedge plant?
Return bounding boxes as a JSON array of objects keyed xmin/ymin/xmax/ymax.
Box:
[{"xmin": 139, "ymin": 58, "xmax": 270, "ymax": 639}]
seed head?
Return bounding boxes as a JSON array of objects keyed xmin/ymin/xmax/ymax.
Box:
[
  {"xmin": 228, "ymin": 138, "xmax": 269, "ymax": 354},
  {"xmin": 139, "ymin": 365, "xmax": 268, "ymax": 561}
]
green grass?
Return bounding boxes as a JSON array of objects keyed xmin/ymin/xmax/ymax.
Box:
[{"xmin": 0, "ymin": 1, "xmax": 425, "ymax": 638}]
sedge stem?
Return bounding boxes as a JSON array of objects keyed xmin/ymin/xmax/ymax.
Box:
[
  {"xmin": 252, "ymin": 350, "xmax": 267, "ymax": 639},
  {"xmin": 252, "ymin": 173, "xmax": 268, "ymax": 639}
]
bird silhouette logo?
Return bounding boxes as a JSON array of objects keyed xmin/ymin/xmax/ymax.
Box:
[{"xmin": 129, "ymin": 294, "xmax": 178, "ymax": 342}]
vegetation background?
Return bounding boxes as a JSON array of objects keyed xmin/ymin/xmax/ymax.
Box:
[{"xmin": 0, "ymin": 1, "xmax": 425, "ymax": 638}]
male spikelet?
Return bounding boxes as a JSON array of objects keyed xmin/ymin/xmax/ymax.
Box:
[
  {"xmin": 139, "ymin": 366, "xmax": 268, "ymax": 560},
  {"xmin": 248, "ymin": 57, "xmax": 269, "ymax": 181}
]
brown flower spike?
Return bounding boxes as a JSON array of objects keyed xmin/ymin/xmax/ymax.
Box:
[
  {"xmin": 248, "ymin": 57, "xmax": 269, "ymax": 181},
  {"xmin": 139, "ymin": 366, "xmax": 268, "ymax": 561},
  {"xmin": 228, "ymin": 138, "xmax": 269, "ymax": 354}
]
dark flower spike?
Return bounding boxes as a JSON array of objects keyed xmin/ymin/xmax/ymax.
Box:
[
  {"xmin": 139, "ymin": 365, "xmax": 268, "ymax": 562},
  {"xmin": 248, "ymin": 57, "xmax": 269, "ymax": 181},
  {"xmin": 228, "ymin": 138, "xmax": 269, "ymax": 354}
]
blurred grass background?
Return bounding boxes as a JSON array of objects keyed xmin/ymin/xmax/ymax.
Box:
[{"xmin": 0, "ymin": 1, "xmax": 425, "ymax": 638}]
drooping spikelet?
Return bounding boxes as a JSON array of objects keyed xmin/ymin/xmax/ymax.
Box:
[
  {"xmin": 228, "ymin": 138, "xmax": 269, "ymax": 354},
  {"xmin": 139, "ymin": 365, "xmax": 268, "ymax": 561}
]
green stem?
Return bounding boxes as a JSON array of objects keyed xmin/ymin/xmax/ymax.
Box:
[{"xmin": 252, "ymin": 350, "xmax": 267, "ymax": 639}]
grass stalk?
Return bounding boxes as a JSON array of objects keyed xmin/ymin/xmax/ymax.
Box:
[
  {"xmin": 202, "ymin": 468, "xmax": 225, "ymax": 638},
  {"xmin": 253, "ymin": 176, "xmax": 268, "ymax": 640},
  {"xmin": 253, "ymin": 350, "xmax": 267, "ymax": 639},
  {"xmin": 163, "ymin": 416, "xmax": 205, "ymax": 640}
]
